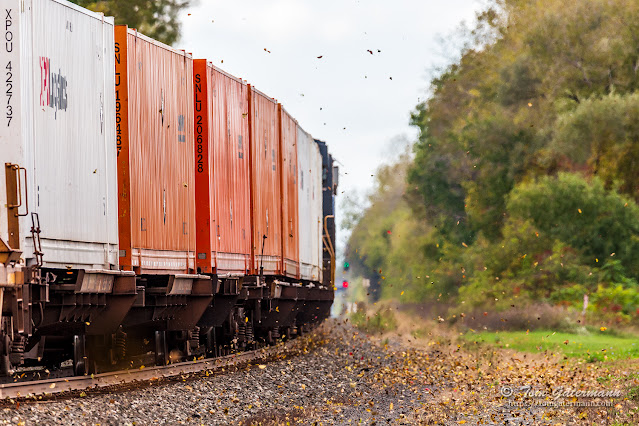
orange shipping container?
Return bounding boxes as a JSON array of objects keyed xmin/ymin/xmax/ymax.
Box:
[
  {"xmin": 115, "ymin": 26, "xmax": 196, "ymax": 273},
  {"xmin": 278, "ymin": 106, "xmax": 300, "ymax": 278},
  {"xmin": 248, "ymin": 87, "xmax": 282, "ymax": 276},
  {"xmin": 193, "ymin": 60, "xmax": 251, "ymax": 276}
]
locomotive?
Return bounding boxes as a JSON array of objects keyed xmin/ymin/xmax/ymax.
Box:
[{"xmin": 0, "ymin": 0, "xmax": 337, "ymax": 375}]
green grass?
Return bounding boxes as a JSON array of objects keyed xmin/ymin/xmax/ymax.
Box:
[
  {"xmin": 463, "ymin": 329, "xmax": 639, "ymax": 362},
  {"xmin": 411, "ymin": 327, "xmax": 430, "ymax": 339},
  {"xmin": 351, "ymin": 307, "xmax": 397, "ymax": 334}
]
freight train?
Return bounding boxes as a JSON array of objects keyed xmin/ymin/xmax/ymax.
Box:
[{"xmin": 0, "ymin": 0, "xmax": 337, "ymax": 376}]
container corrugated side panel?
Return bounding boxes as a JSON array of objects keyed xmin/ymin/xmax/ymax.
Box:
[
  {"xmin": 194, "ymin": 61, "xmax": 251, "ymax": 276},
  {"xmin": 210, "ymin": 65, "xmax": 251, "ymax": 276},
  {"xmin": 248, "ymin": 87, "xmax": 282, "ymax": 275},
  {"xmin": 0, "ymin": 0, "xmax": 118, "ymax": 269},
  {"xmin": 297, "ymin": 126, "xmax": 313, "ymax": 280},
  {"xmin": 310, "ymin": 141, "xmax": 323, "ymax": 284},
  {"xmin": 0, "ymin": 0, "xmax": 27, "ymax": 250},
  {"xmin": 119, "ymin": 27, "xmax": 195, "ymax": 273},
  {"xmin": 279, "ymin": 106, "xmax": 299, "ymax": 278}
]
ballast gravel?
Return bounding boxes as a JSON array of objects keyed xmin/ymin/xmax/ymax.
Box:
[
  {"xmin": 0, "ymin": 317, "xmax": 631, "ymax": 425},
  {"xmin": 0, "ymin": 320, "xmax": 430, "ymax": 425}
]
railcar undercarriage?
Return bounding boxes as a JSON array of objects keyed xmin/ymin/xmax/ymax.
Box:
[{"xmin": 0, "ymin": 253, "xmax": 331, "ymax": 377}]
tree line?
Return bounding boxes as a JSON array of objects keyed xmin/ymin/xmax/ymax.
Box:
[{"xmin": 346, "ymin": 0, "xmax": 639, "ymax": 322}]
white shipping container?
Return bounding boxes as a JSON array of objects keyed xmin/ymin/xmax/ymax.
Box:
[
  {"xmin": 0, "ymin": 0, "xmax": 118, "ymax": 269},
  {"xmin": 297, "ymin": 126, "xmax": 323, "ymax": 282}
]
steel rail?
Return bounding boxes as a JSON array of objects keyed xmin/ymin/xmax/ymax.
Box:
[{"xmin": 0, "ymin": 342, "xmax": 293, "ymax": 400}]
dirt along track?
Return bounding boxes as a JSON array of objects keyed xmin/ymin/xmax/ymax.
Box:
[{"xmin": 0, "ymin": 314, "xmax": 636, "ymax": 425}]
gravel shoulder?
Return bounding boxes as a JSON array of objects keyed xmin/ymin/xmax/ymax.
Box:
[{"xmin": 0, "ymin": 316, "xmax": 637, "ymax": 425}]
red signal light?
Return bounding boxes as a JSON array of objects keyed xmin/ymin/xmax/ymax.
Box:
[{"xmin": 342, "ymin": 280, "xmax": 349, "ymax": 288}]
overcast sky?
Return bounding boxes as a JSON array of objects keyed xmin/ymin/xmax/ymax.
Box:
[{"xmin": 178, "ymin": 0, "xmax": 484, "ymax": 250}]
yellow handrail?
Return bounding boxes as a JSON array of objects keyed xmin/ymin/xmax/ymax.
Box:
[{"xmin": 323, "ymin": 215, "xmax": 335, "ymax": 286}]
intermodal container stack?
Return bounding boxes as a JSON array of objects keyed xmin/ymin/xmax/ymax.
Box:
[
  {"xmin": 278, "ymin": 106, "xmax": 299, "ymax": 278},
  {"xmin": 297, "ymin": 127, "xmax": 323, "ymax": 283},
  {"xmin": 193, "ymin": 60, "xmax": 251, "ymax": 276},
  {"xmin": 115, "ymin": 26, "xmax": 195, "ymax": 274},
  {"xmin": 0, "ymin": 0, "xmax": 118, "ymax": 269},
  {"xmin": 248, "ymin": 87, "xmax": 282, "ymax": 276}
]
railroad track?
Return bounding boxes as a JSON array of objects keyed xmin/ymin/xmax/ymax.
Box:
[{"xmin": 0, "ymin": 341, "xmax": 296, "ymax": 400}]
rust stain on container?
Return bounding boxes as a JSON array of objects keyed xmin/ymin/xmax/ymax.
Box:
[
  {"xmin": 278, "ymin": 105, "xmax": 299, "ymax": 278},
  {"xmin": 248, "ymin": 86, "xmax": 282, "ymax": 276},
  {"xmin": 193, "ymin": 60, "xmax": 251, "ymax": 276},
  {"xmin": 115, "ymin": 26, "xmax": 195, "ymax": 274}
]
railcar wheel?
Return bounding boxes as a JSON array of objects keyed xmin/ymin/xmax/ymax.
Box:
[
  {"xmin": 155, "ymin": 331, "xmax": 168, "ymax": 366},
  {"xmin": 73, "ymin": 335, "xmax": 87, "ymax": 376},
  {"xmin": 0, "ymin": 334, "xmax": 11, "ymax": 375}
]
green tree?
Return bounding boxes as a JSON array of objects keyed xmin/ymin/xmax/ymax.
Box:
[
  {"xmin": 70, "ymin": 0, "xmax": 192, "ymax": 45},
  {"xmin": 410, "ymin": 0, "xmax": 639, "ymax": 245},
  {"xmin": 347, "ymin": 0, "xmax": 639, "ymax": 319},
  {"xmin": 345, "ymin": 159, "xmax": 409, "ymax": 298},
  {"xmin": 507, "ymin": 173, "xmax": 639, "ymax": 277},
  {"xmin": 552, "ymin": 93, "xmax": 639, "ymax": 198}
]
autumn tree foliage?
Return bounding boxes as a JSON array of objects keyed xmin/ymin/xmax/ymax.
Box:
[
  {"xmin": 347, "ymin": 0, "xmax": 639, "ymax": 320},
  {"xmin": 70, "ymin": 0, "xmax": 192, "ymax": 45}
]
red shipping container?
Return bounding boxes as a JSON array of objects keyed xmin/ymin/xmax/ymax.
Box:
[
  {"xmin": 115, "ymin": 26, "xmax": 195, "ymax": 273},
  {"xmin": 248, "ymin": 87, "xmax": 282, "ymax": 276},
  {"xmin": 278, "ymin": 106, "xmax": 300, "ymax": 278},
  {"xmin": 193, "ymin": 60, "xmax": 251, "ymax": 276}
]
